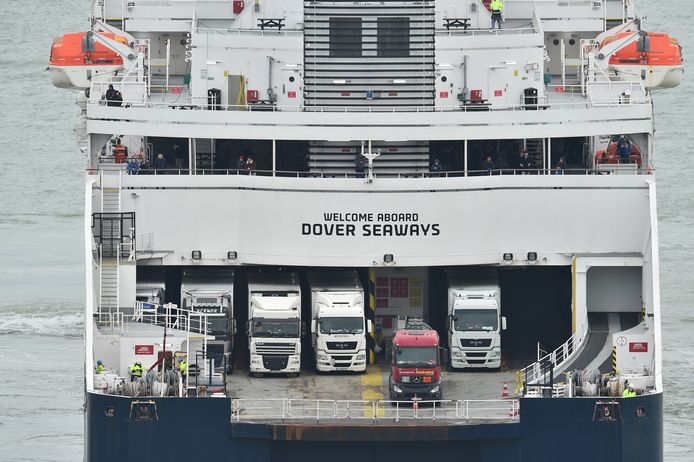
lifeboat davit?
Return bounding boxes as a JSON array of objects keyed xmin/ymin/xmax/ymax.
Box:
[
  {"xmin": 49, "ymin": 32, "xmax": 127, "ymax": 89},
  {"xmin": 600, "ymin": 32, "xmax": 684, "ymax": 89}
]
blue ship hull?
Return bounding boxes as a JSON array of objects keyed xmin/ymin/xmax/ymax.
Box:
[{"xmin": 85, "ymin": 392, "xmax": 662, "ymax": 461}]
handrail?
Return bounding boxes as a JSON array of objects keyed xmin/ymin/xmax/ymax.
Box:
[
  {"xmin": 231, "ymin": 398, "xmax": 519, "ymax": 422},
  {"xmin": 133, "ymin": 301, "xmax": 212, "ymax": 336},
  {"xmin": 516, "ymin": 317, "xmax": 590, "ymax": 394}
]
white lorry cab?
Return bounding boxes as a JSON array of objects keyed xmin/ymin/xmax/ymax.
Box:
[
  {"xmin": 308, "ymin": 271, "xmax": 369, "ymax": 372},
  {"xmin": 447, "ymin": 268, "xmax": 506, "ymax": 370},
  {"xmin": 180, "ymin": 269, "xmax": 235, "ymax": 373},
  {"xmin": 247, "ymin": 272, "xmax": 302, "ymax": 377}
]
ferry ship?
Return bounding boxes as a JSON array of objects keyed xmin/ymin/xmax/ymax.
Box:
[{"xmin": 50, "ymin": 1, "xmax": 683, "ymax": 460}]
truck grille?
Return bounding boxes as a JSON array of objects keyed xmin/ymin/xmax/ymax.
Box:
[
  {"xmin": 331, "ymin": 355, "xmax": 352, "ymax": 361},
  {"xmin": 262, "ymin": 355, "xmax": 289, "ymax": 371},
  {"xmin": 460, "ymin": 339, "xmax": 492, "ymax": 348},
  {"xmin": 326, "ymin": 341, "xmax": 357, "ymax": 350},
  {"xmin": 256, "ymin": 343, "xmax": 296, "ymax": 355}
]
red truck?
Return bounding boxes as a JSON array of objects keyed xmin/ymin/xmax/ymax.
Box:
[{"xmin": 388, "ymin": 319, "xmax": 443, "ymax": 401}]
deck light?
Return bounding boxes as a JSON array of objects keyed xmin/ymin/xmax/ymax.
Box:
[
  {"xmin": 191, "ymin": 250, "xmax": 202, "ymax": 260},
  {"xmin": 503, "ymin": 253, "xmax": 513, "ymax": 261},
  {"xmin": 527, "ymin": 252, "xmax": 538, "ymax": 262},
  {"xmin": 227, "ymin": 251, "xmax": 238, "ymax": 260},
  {"xmin": 384, "ymin": 254, "xmax": 394, "ymax": 263}
]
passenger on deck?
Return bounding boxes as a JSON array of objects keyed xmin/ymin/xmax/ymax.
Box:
[
  {"xmin": 129, "ymin": 361, "xmax": 144, "ymax": 382},
  {"xmin": 236, "ymin": 154, "xmax": 246, "ymax": 173},
  {"xmin": 554, "ymin": 156, "xmax": 567, "ymax": 174},
  {"xmin": 355, "ymin": 153, "xmax": 366, "ymax": 178},
  {"xmin": 112, "ymin": 90, "xmax": 123, "ymax": 107},
  {"xmin": 482, "ymin": 154, "xmax": 495, "ymax": 175},
  {"xmin": 173, "ymin": 144, "xmax": 185, "ymax": 170},
  {"xmin": 245, "ymin": 155, "xmax": 257, "ymax": 174},
  {"xmin": 127, "ymin": 157, "xmax": 140, "ymax": 175},
  {"xmin": 153, "ymin": 153, "xmax": 168, "ymax": 171},
  {"xmin": 105, "ymin": 84, "xmax": 117, "ymax": 106},
  {"xmin": 518, "ymin": 149, "xmax": 533, "ymax": 173},
  {"xmin": 95, "ymin": 360, "xmax": 105, "ymax": 374},
  {"xmin": 490, "ymin": 0, "xmax": 504, "ymax": 30},
  {"xmin": 430, "ymin": 158, "xmax": 444, "ymax": 177},
  {"xmin": 616, "ymin": 136, "xmax": 632, "ymax": 159}
]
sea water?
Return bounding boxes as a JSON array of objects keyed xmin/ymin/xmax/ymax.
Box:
[{"xmin": 0, "ymin": 0, "xmax": 691, "ymax": 460}]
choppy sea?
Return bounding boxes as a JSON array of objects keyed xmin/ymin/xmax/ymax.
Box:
[{"xmin": 0, "ymin": 0, "xmax": 691, "ymax": 460}]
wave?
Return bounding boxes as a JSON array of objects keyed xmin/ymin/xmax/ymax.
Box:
[{"xmin": 0, "ymin": 305, "xmax": 83, "ymax": 337}]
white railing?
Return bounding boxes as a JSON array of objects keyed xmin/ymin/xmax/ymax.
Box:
[
  {"xmin": 132, "ymin": 301, "xmax": 211, "ymax": 336},
  {"xmin": 517, "ymin": 317, "xmax": 589, "ymax": 393},
  {"xmin": 135, "ymin": 232, "xmax": 154, "ymax": 252},
  {"xmin": 231, "ymin": 398, "xmax": 519, "ymax": 423}
]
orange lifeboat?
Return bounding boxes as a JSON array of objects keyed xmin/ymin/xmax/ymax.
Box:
[
  {"xmin": 49, "ymin": 32, "xmax": 128, "ymax": 89},
  {"xmin": 600, "ymin": 32, "xmax": 683, "ymax": 89}
]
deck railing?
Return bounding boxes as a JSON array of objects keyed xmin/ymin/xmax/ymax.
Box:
[{"xmin": 231, "ymin": 398, "xmax": 519, "ymax": 423}]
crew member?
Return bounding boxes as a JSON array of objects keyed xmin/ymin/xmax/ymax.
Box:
[
  {"xmin": 95, "ymin": 360, "xmax": 105, "ymax": 374},
  {"xmin": 616, "ymin": 136, "xmax": 632, "ymax": 159},
  {"xmin": 178, "ymin": 357, "xmax": 187, "ymax": 382},
  {"xmin": 622, "ymin": 383, "xmax": 636, "ymax": 397},
  {"xmin": 482, "ymin": 154, "xmax": 495, "ymax": 175},
  {"xmin": 518, "ymin": 149, "xmax": 533, "ymax": 173},
  {"xmin": 490, "ymin": 0, "xmax": 504, "ymax": 30},
  {"xmin": 129, "ymin": 361, "xmax": 144, "ymax": 382}
]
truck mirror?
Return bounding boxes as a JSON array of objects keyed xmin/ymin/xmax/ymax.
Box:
[
  {"xmin": 246, "ymin": 320, "xmax": 251, "ymax": 335},
  {"xmin": 311, "ymin": 319, "xmax": 317, "ymax": 334},
  {"xmin": 232, "ymin": 319, "xmax": 237, "ymax": 335},
  {"xmin": 367, "ymin": 319, "xmax": 373, "ymax": 334},
  {"xmin": 501, "ymin": 316, "xmax": 507, "ymax": 331}
]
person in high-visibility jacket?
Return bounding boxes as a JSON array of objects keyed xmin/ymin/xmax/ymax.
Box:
[
  {"xmin": 95, "ymin": 360, "xmax": 105, "ymax": 374},
  {"xmin": 622, "ymin": 384, "xmax": 636, "ymax": 397},
  {"xmin": 178, "ymin": 357, "xmax": 187, "ymax": 380},
  {"xmin": 129, "ymin": 361, "xmax": 144, "ymax": 382},
  {"xmin": 490, "ymin": 0, "xmax": 504, "ymax": 30}
]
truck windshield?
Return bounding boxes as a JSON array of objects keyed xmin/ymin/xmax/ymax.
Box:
[
  {"xmin": 251, "ymin": 319, "xmax": 300, "ymax": 338},
  {"xmin": 205, "ymin": 316, "xmax": 228, "ymax": 336},
  {"xmin": 454, "ymin": 309, "xmax": 498, "ymax": 332},
  {"xmin": 395, "ymin": 347, "xmax": 438, "ymax": 367},
  {"xmin": 319, "ymin": 317, "xmax": 364, "ymax": 334}
]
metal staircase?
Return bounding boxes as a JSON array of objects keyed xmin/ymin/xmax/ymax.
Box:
[
  {"xmin": 99, "ymin": 171, "xmax": 122, "ymax": 314},
  {"xmin": 524, "ymin": 139, "xmax": 545, "ymax": 170},
  {"xmin": 193, "ymin": 138, "xmax": 214, "ymax": 170}
]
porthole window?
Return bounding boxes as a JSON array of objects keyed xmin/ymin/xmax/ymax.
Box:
[
  {"xmin": 289, "ymin": 76, "xmax": 295, "ymax": 83},
  {"xmin": 104, "ymin": 406, "xmax": 116, "ymax": 418},
  {"xmin": 636, "ymin": 407, "xmax": 646, "ymax": 418},
  {"xmin": 553, "ymin": 39, "xmax": 560, "ymax": 46},
  {"xmin": 569, "ymin": 39, "xmax": 576, "ymax": 46},
  {"xmin": 441, "ymin": 76, "xmax": 448, "ymax": 82}
]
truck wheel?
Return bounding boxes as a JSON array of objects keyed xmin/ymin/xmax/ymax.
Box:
[{"xmin": 248, "ymin": 371, "xmax": 255, "ymax": 378}]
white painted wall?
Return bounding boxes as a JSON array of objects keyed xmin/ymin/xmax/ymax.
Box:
[{"xmin": 118, "ymin": 175, "xmax": 651, "ymax": 268}]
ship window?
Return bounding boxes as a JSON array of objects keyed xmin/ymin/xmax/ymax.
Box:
[
  {"xmin": 377, "ymin": 17, "xmax": 410, "ymax": 57},
  {"xmin": 329, "ymin": 17, "xmax": 362, "ymax": 57}
]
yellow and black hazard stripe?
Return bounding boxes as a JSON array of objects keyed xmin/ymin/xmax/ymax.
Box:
[
  {"xmin": 367, "ymin": 268, "xmax": 376, "ymax": 364},
  {"xmin": 612, "ymin": 346, "xmax": 618, "ymax": 374}
]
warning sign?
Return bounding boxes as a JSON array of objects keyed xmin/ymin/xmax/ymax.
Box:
[
  {"xmin": 629, "ymin": 342, "xmax": 648, "ymax": 353},
  {"xmin": 135, "ymin": 345, "xmax": 154, "ymax": 355}
]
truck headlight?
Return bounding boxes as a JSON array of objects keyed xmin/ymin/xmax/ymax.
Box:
[
  {"xmin": 430, "ymin": 386, "xmax": 440, "ymax": 394},
  {"xmin": 401, "ymin": 376, "xmax": 410, "ymax": 383},
  {"xmin": 452, "ymin": 350, "xmax": 463, "ymax": 358},
  {"xmin": 356, "ymin": 354, "xmax": 365, "ymax": 360},
  {"xmin": 393, "ymin": 385, "xmax": 402, "ymax": 393},
  {"xmin": 490, "ymin": 350, "xmax": 500, "ymax": 358},
  {"xmin": 317, "ymin": 353, "xmax": 328, "ymax": 361}
]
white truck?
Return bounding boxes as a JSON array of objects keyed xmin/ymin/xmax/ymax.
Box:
[
  {"xmin": 308, "ymin": 271, "xmax": 369, "ymax": 372},
  {"xmin": 180, "ymin": 269, "xmax": 235, "ymax": 373},
  {"xmin": 447, "ymin": 268, "xmax": 506, "ymax": 370},
  {"xmin": 247, "ymin": 272, "xmax": 302, "ymax": 377}
]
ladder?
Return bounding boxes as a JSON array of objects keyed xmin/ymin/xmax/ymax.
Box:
[
  {"xmin": 99, "ymin": 170, "xmax": 122, "ymax": 315},
  {"xmin": 524, "ymin": 138, "xmax": 545, "ymax": 170}
]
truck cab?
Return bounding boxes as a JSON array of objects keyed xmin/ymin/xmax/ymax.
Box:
[
  {"xmin": 389, "ymin": 320, "xmax": 442, "ymax": 401},
  {"xmin": 447, "ymin": 269, "xmax": 506, "ymax": 370},
  {"xmin": 312, "ymin": 292, "xmax": 370, "ymax": 372},
  {"xmin": 247, "ymin": 272, "xmax": 302, "ymax": 376},
  {"xmin": 181, "ymin": 269, "xmax": 235, "ymax": 374}
]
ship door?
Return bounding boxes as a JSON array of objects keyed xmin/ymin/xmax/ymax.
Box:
[
  {"xmin": 436, "ymin": 67, "xmax": 456, "ymax": 108},
  {"xmin": 487, "ymin": 65, "xmax": 511, "ymax": 106},
  {"xmin": 278, "ymin": 67, "xmax": 303, "ymax": 108}
]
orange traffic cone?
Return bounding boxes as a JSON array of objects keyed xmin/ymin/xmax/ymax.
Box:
[{"xmin": 500, "ymin": 382, "xmax": 509, "ymax": 398}]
